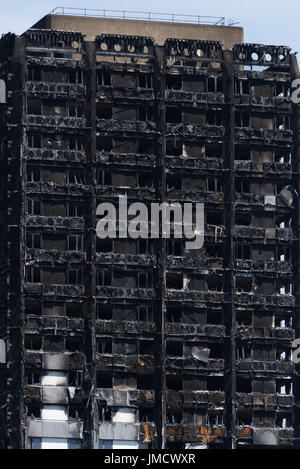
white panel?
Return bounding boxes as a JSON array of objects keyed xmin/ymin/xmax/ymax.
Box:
[
  {"xmin": 0, "ymin": 80, "xmax": 6, "ymax": 104},
  {"xmin": 41, "ymin": 405, "xmax": 67, "ymax": 421},
  {"xmin": 0, "ymin": 340, "xmax": 6, "ymax": 364},
  {"xmin": 41, "ymin": 371, "xmax": 67, "ymax": 386},
  {"xmin": 41, "ymin": 438, "xmax": 68, "ymax": 450},
  {"xmin": 113, "ymin": 440, "xmax": 139, "ymax": 449},
  {"xmin": 185, "ymin": 443, "xmax": 208, "ymax": 449},
  {"xmin": 112, "ymin": 408, "xmax": 136, "ymax": 423}
]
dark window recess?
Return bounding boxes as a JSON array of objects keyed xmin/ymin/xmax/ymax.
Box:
[
  {"xmin": 68, "ymin": 170, "xmax": 84, "ymax": 184},
  {"xmin": 167, "ymin": 409, "xmax": 183, "ymax": 424},
  {"xmin": 166, "ymin": 375, "xmax": 183, "ymax": 391},
  {"xmin": 69, "ymin": 406, "xmax": 84, "ymax": 420},
  {"xmin": 66, "ymin": 336, "xmax": 83, "ymax": 352},
  {"xmin": 167, "ymin": 173, "xmax": 182, "ymax": 190},
  {"xmin": 166, "ymin": 74, "xmax": 182, "ymax": 90},
  {"xmin": 28, "ymin": 67, "xmax": 41, "ymax": 81},
  {"xmin": 97, "ymin": 136, "xmax": 113, "ymax": 152},
  {"xmin": 97, "ymin": 338, "xmax": 112, "ymax": 354},
  {"xmin": 68, "ymin": 70, "xmax": 83, "ymax": 84},
  {"xmin": 28, "ymin": 134, "xmax": 42, "ymax": 148},
  {"xmin": 25, "ymin": 370, "xmax": 41, "ymax": 385},
  {"xmin": 25, "ymin": 302, "xmax": 42, "ymax": 315},
  {"xmin": 138, "ymin": 138, "xmax": 153, "ymax": 154},
  {"xmin": 207, "ymin": 110, "xmax": 222, "ymax": 126},
  {"xmin": 96, "ymin": 304, "xmax": 113, "ymax": 320},
  {"xmin": 69, "ymin": 136, "xmax": 83, "ymax": 151},
  {"xmin": 96, "ymin": 270, "xmax": 112, "ymax": 286},
  {"xmin": 96, "ymin": 104, "xmax": 112, "ymax": 119},
  {"xmin": 137, "ymin": 374, "xmax": 154, "ymax": 390},
  {"xmin": 236, "ymin": 378, "xmax": 252, "ymax": 393},
  {"xmin": 97, "ymin": 70, "xmax": 111, "ymax": 86},
  {"xmin": 97, "ymin": 373, "xmax": 112, "ymax": 388},
  {"xmin": 139, "ymin": 340, "xmax": 154, "ymax": 355},
  {"xmin": 25, "ymin": 335, "xmax": 42, "ymax": 351},
  {"xmin": 26, "ymin": 267, "xmax": 41, "ymax": 283},
  {"xmin": 138, "ymin": 305, "xmax": 154, "ymax": 322},
  {"xmin": 167, "ymin": 306, "xmax": 182, "ymax": 323},
  {"xmin": 166, "ymin": 274, "xmax": 183, "ymax": 290},
  {"xmin": 138, "ymin": 74, "xmax": 152, "ymax": 88},
  {"xmin": 236, "ymin": 144, "xmax": 251, "ymax": 161},
  {"xmin": 69, "ymin": 103, "xmax": 83, "ymax": 117},
  {"xmin": 28, "ymin": 99, "xmax": 42, "ymax": 115},
  {"xmin": 138, "ymin": 107, "xmax": 153, "ymax": 121},
  {"xmin": 140, "ymin": 408, "xmax": 154, "ymax": 422},
  {"xmin": 27, "ymin": 200, "xmax": 41, "ymax": 216},
  {"xmin": 68, "ymin": 235, "xmax": 82, "ymax": 251},
  {"xmin": 166, "ymin": 141, "xmax": 183, "ymax": 156},
  {"xmin": 167, "ymin": 240, "xmax": 183, "ymax": 256},
  {"xmin": 27, "ymin": 404, "xmax": 41, "ymax": 419},
  {"xmin": 65, "ymin": 303, "xmax": 83, "ymax": 318},
  {"xmin": 96, "ymin": 238, "xmax": 113, "ymax": 253},
  {"xmin": 138, "ymin": 172, "xmax": 152, "ymax": 188},
  {"xmin": 235, "ymin": 112, "xmax": 250, "ymax": 127},
  {"xmin": 68, "ymin": 371, "xmax": 83, "ymax": 387},
  {"xmin": 166, "ymin": 108, "xmax": 182, "ymax": 123},
  {"xmin": 67, "ymin": 270, "xmax": 83, "ymax": 285},
  {"xmin": 27, "ymin": 233, "xmax": 41, "ymax": 249},
  {"xmin": 68, "ymin": 204, "xmax": 83, "ymax": 217},
  {"xmin": 97, "ymin": 169, "xmax": 112, "ymax": 185},
  {"xmin": 207, "ymin": 376, "xmax": 223, "ymax": 391},
  {"xmin": 27, "ymin": 168, "xmax": 41, "ymax": 182},
  {"xmin": 166, "ymin": 341, "xmax": 183, "ymax": 357}
]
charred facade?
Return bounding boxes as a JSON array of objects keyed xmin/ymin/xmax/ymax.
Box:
[{"xmin": 0, "ymin": 19, "xmax": 299, "ymax": 450}]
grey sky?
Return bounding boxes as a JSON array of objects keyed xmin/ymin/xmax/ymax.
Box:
[{"xmin": 0, "ymin": 0, "xmax": 299, "ymax": 55}]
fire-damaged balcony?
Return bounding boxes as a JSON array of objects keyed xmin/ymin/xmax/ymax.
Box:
[
  {"xmin": 26, "ymin": 216, "xmax": 85, "ymax": 231},
  {"xmin": 165, "ymin": 123, "xmax": 224, "ymax": 138},
  {"xmin": 25, "ymin": 283, "xmax": 85, "ymax": 297},
  {"xmin": 166, "ymin": 156, "xmax": 224, "ymax": 172},
  {"xmin": 26, "ymin": 114, "xmax": 87, "ymax": 129},
  {"xmin": 26, "ymin": 182, "xmax": 90, "ymax": 197},
  {"xmin": 235, "ymin": 128, "xmax": 293, "ymax": 144},
  {"xmin": 25, "ymin": 147, "xmax": 86, "ymax": 163},
  {"xmin": 26, "ymin": 249, "xmax": 85, "ymax": 266},
  {"xmin": 234, "ymin": 226, "xmax": 293, "ymax": 242},
  {"xmin": 97, "ymin": 86, "xmax": 154, "ymax": 102},
  {"xmin": 96, "ymin": 118, "xmax": 156, "ymax": 134},
  {"xmin": 96, "ymin": 253, "xmax": 156, "ymax": 268},
  {"xmin": 234, "ymin": 160, "xmax": 291, "ymax": 176},
  {"xmin": 165, "ymin": 91, "xmax": 224, "ymax": 106},
  {"xmin": 26, "ymin": 81, "xmax": 87, "ymax": 100},
  {"xmin": 97, "ymin": 151, "xmax": 155, "ymax": 168}
]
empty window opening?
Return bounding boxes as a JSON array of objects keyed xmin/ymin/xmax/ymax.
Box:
[
  {"xmin": 205, "ymin": 143, "xmax": 222, "ymax": 159},
  {"xmin": 27, "ymin": 200, "xmax": 41, "ymax": 216},
  {"xmin": 137, "ymin": 374, "xmax": 154, "ymax": 390},
  {"xmin": 167, "ymin": 173, "xmax": 182, "ymax": 190},
  {"xmin": 166, "ymin": 341, "xmax": 183, "ymax": 357},
  {"xmin": 96, "ymin": 136, "xmax": 113, "ymax": 152},
  {"xmin": 96, "ymin": 104, "xmax": 112, "ymax": 119},
  {"xmin": 166, "ymin": 108, "xmax": 182, "ymax": 124},
  {"xmin": 167, "ymin": 409, "xmax": 183, "ymax": 424},
  {"xmin": 166, "ymin": 273, "xmax": 183, "ymax": 290},
  {"xmin": 236, "ymin": 311, "xmax": 252, "ymax": 326},
  {"xmin": 166, "ymin": 375, "xmax": 183, "ymax": 391},
  {"xmin": 236, "ymin": 377, "xmax": 252, "ymax": 393},
  {"xmin": 69, "ymin": 103, "xmax": 83, "ymax": 117},
  {"xmin": 25, "ymin": 301, "xmax": 42, "ymax": 315},
  {"xmin": 66, "ymin": 336, "xmax": 83, "ymax": 352},
  {"xmin": 27, "ymin": 233, "xmax": 41, "ymax": 249},
  {"xmin": 97, "ymin": 168, "xmax": 112, "ymax": 185},
  {"xmin": 65, "ymin": 303, "xmax": 82, "ymax": 319},
  {"xmin": 139, "ymin": 340, "xmax": 154, "ymax": 355},
  {"xmin": 236, "ymin": 245, "xmax": 251, "ymax": 260},
  {"xmin": 235, "ymin": 112, "xmax": 250, "ymax": 127},
  {"xmin": 96, "ymin": 238, "xmax": 113, "ymax": 253},
  {"xmin": 28, "ymin": 99, "xmax": 42, "ymax": 115},
  {"xmin": 207, "ymin": 376, "xmax": 223, "ymax": 391},
  {"xmin": 236, "ymin": 345, "xmax": 252, "ymax": 360},
  {"xmin": 166, "ymin": 74, "xmax": 182, "ymax": 90},
  {"xmin": 138, "ymin": 172, "xmax": 152, "ymax": 188},
  {"xmin": 67, "ymin": 270, "xmax": 83, "ymax": 285},
  {"xmin": 236, "ymin": 145, "xmax": 251, "ymax": 161},
  {"xmin": 167, "ymin": 240, "xmax": 183, "ymax": 256},
  {"xmin": 97, "ymin": 338, "xmax": 112, "ymax": 354},
  {"xmin": 207, "ymin": 110, "xmax": 222, "ymax": 126},
  {"xmin": 138, "ymin": 305, "xmax": 154, "ymax": 322},
  {"xmin": 25, "ymin": 370, "xmax": 41, "ymax": 385},
  {"xmin": 26, "ymin": 267, "xmax": 41, "ymax": 283},
  {"xmin": 97, "ymin": 70, "xmax": 111, "ymax": 86},
  {"xmin": 235, "ymin": 212, "xmax": 251, "ymax": 226},
  {"xmin": 97, "ymin": 373, "xmax": 112, "ymax": 388},
  {"xmin": 166, "ymin": 140, "xmax": 183, "ymax": 156},
  {"xmin": 25, "ymin": 335, "xmax": 42, "ymax": 351},
  {"xmin": 138, "ymin": 138, "xmax": 153, "ymax": 154},
  {"xmin": 236, "ymin": 276, "xmax": 252, "ymax": 293},
  {"xmin": 96, "ymin": 304, "xmax": 113, "ymax": 320},
  {"xmin": 138, "ymin": 73, "xmax": 152, "ymax": 89},
  {"xmin": 207, "ymin": 275, "xmax": 223, "ymax": 292},
  {"xmin": 96, "ymin": 270, "xmax": 112, "ymax": 286}
]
